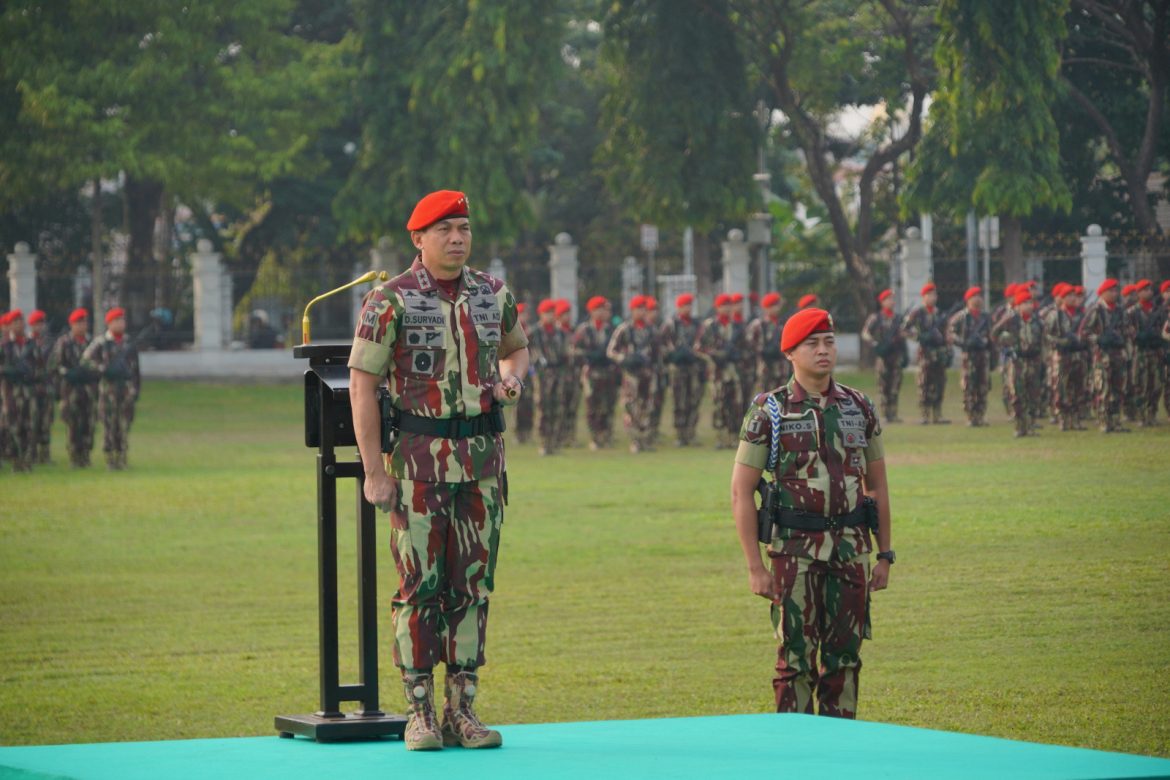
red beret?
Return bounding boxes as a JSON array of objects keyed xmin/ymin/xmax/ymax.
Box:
[
  {"xmin": 1026, "ymin": 280, "xmax": 1038, "ymax": 288},
  {"xmin": 7, "ymin": 308, "xmax": 24, "ymax": 323},
  {"xmin": 963, "ymin": 286, "xmax": 982, "ymax": 301},
  {"xmin": 1135, "ymin": 279, "xmax": 1152, "ymax": 291},
  {"xmin": 1097, "ymin": 278, "xmax": 1118, "ymax": 295},
  {"xmin": 1051, "ymin": 283, "xmax": 1068, "ymax": 298},
  {"xmin": 675, "ymin": 293, "xmax": 694, "ymax": 308},
  {"xmin": 105, "ymin": 306, "xmax": 126, "ymax": 324},
  {"xmin": 920, "ymin": 282, "xmax": 936, "ymax": 296},
  {"xmin": 554, "ymin": 299, "xmax": 571, "ymax": 316},
  {"xmin": 537, "ymin": 299, "xmax": 556, "ymax": 314},
  {"xmin": 68, "ymin": 308, "xmax": 88, "ymax": 324},
  {"xmin": 730, "ymin": 292, "xmax": 744, "ymax": 303},
  {"xmin": 1121, "ymin": 284, "xmax": 1135, "ymax": 296},
  {"xmin": 797, "ymin": 294, "xmax": 818, "ymax": 309},
  {"xmin": 645, "ymin": 296, "xmax": 658, "ymax": 310},
  {"xmin": 0, "ymin": 312, "xmax": 10, "ymax": 326},
  {"xmin": 1014, "ymin": 290, "xmax": 1033, "ymax": 305},
  {"xmin": 781, "ymin": 308, "xmax": 834, "ymax": 352},
  {"xmin": 1161, "ymin": 280, "xmax": 1170, "ymax": 294},
  {"xmin": 1073, "ymin": 285, "xmax": 1085, "ymax": 295},
  {"xmin": 586, "ymin": 295, "xmax": 609, "ymax": 312},
  {"xmin": 406, "ymin": 190, "xmax": 469, "ymax": 231},
  {"xmin": 877, "ymin": 289, "xmax": 893, "ymax": 302},
  {"xmin": 714, "ymin": 293, "xmax": 732, "ymax": 307},
  {"xmin": 516, "ymin": 302, "xmax": 527, "ymax": 313},
  {"xmin": 760, "ymin": 292, "xmax": 782, "ymax": 308},
  {"xmin": 1004, "ymin": 283, "xmax": 1018, "ymax": 299},
  {"xmin": 629, "ymin": 295, "xmax": 647, "ymax": 309},
  {"xmin": 27, "ymin": 309, "xmax": 45, "ymax": 325}
]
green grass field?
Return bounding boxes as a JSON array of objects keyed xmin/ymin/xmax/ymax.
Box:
[{"xmin": 1, "ymin": 370, "xmax": 1168, "ymax": 757}]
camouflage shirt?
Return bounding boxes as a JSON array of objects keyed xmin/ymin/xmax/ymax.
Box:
[
  {"xmin": 901, "ymin": 304, "xmax": 949, "ymax": 357},
  {"xmin": 1, "ymin": 335, "xmax": 42, "ymax": 389},
  {"xmin": 573, "ymin": 319, "xmax": 615, "ymax": 369},
  {"xmin": 695, "ymin": 315, "xmax": 742, "ymax": 377},
  {"xmin": 1043, "ymin": 305, "xmax": 1084, "ymax": 352},
  {"xmin": 744, "ymin": 315, "xmax": 785, "ymax": 364},
  {"xmin": 81, "ymin": 332, "xmax": 141, "ymax": 395},
  {"xmin": 348, "ymin": 257, "xmax": 527, "ymax": 483},
  {"xmin": 736, "ymin": 378, "xmax": 884, "ymax": 562},
  {"xmin": 528, "ymin": 323, "xmax": 569, "ymax": 369},
  {"xmin": 948, "ymin": 309, "xmax": 992, "ymax": 352},
  {"xmin": 1127, "ymin": 301, "xmax": 1166, "ymax": 351},
  {"xmin": 1078, "ymin": 300, "xmax": 1130, "ymax": 352},
  {"xmin": 992, "ymin": 310, "xmax": 1044, "ymax": 356},
  {"xmin": 607, "ymin": 319, "xmax": 661, "ymax": 370},
  {"xmin": 658, "ymin": 314, "xmax": 700, "ymax": 359},
  {"xmin": 49, "ymin": 333, "xmax": 94, "ymax": 394},
  {"xmin": 861, "ymin": 310, "xmax": 904, "ymax": 355}
]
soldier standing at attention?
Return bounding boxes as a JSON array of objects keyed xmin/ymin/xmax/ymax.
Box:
[
  {"xmin": 1044, "ymin": 284, "xmax": 1088, "ymax": 431},
  {"xmin": 1, "ymin": 310, "xmax": 40, "ymax": 472},
  {"xmin": 660, "ymin": 293, "xmax": 705, "ymax": 447},
  {"xmin": 1127, "ymin": 279, "xmax": 1164, "ymax": 426},
  {"xmin": 730, "ymin": 308, "xmax": 892, "ymax": 719},
  {"xmin": 993, "ymin": 289, "xmax": 1045, "ymax": 437},
  {"xmin": 574, "ymin": 295, "xmax": 618, "ymax": 450},
  {"xmin": 27, "ymin": 310, "xmax": 55, "ymax": 464},
  {"xmin": 607, "ymin": 295, "xmax": 660, "ymax": 453},
  {"xmin": 731, "ymin": 292, "xmax": 756, "ymax": 414},
  {"xmin": 861, "ymin": 289, "xmax": 905, "ymax": 423},
  {"xmin": 82, "ymin": 307, "xmax": 140, "ymax": 470},
  {"xmin": 1120, "ymin": 284, "xmax": 1140, "ymax": 423},
  {"xmin": 645, "ymin": 297, "xmax": 670, "ymax": 446},
  {"xmin": 947, "ymin": 287, "xmax": 992, "ymax": 427},
  {"xmin": 528, "ymin": 298, "xmax": 565, "ymax": 456},
  {"xmin": 901, "ymin": 282, "xmax": 951, "ymax": 425},
  {"xmin": 51, "ymin": 308, "xmax": 97, "ymax": 466},
  {"xmin": 348, "ymin": 190, "xmax": 528, "ymax": 751},
  {"xmin": 697, "ymin": 293, "xmax": 744, "ymax": 450},
  {"xmin": 993, "ymin": 284, "xmax": 1017, "ymax": 417},
  {"xmin": 1079, "ymin": 278, "xmax": 1131, "ymax": 433},
  {"xmin": 555, "ymin": 299, "xmax": 582, "ymax": 449},
  {"xmin": 745, "ymin": 292, "xmax": 789, "ymax": 395},
  {"xmin": 511, "ymin": 303, "xmax": 535, "ymax": 444}
]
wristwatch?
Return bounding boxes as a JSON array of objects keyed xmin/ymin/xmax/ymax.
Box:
[{"xmin": 876, "ymin": 550, "xmax": 896, "ymax": 565}]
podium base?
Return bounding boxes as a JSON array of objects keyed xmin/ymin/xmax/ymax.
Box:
[{"xmin": 275, "ymin": 712, "xmax": 407, "ymax": 742}]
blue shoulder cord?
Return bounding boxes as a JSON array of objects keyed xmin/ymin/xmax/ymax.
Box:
[{"xmin": 764, "ymin": 394, "xmax": 782, "ymax": 472}]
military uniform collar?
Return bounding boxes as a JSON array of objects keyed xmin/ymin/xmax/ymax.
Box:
[
  {"xmin": 786, "ymin": 376, "xmax": 845, "ymax": 406},
  {"xmin": 409, "ymin": 256, "xmax": 477, "ymax": 302}
]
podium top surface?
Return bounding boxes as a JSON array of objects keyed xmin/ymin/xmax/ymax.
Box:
[{"xmin": 293, "ymin": 343, "xmax": 352, "ymax": 363}]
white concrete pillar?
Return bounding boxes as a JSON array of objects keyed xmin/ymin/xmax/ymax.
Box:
[
  {"xmin": 221, "ymin": 267, "xmax": 234, "ymax": 346},
  {"xmin": 621, "ymin": 256, "xmax": 643, "ymax": 317},
  {"xmin": 1081, "ymin": 224, "xmax": 1107, "ymax": 299},
  {"xmin": 489, "ymin": 257, "xmax": 507, "ymax": 283},
  {"xmin": 7, "ymin": 242, "xmax": 37, "ymax": 316},
  {"xmin": 74, "ymin": 265, "xmax": 92, "ymax": 308},
  {"xmin": 191, "ymin": 239, "xmax": 227, "ymax": 350},
  {"xmin": 899, "ymin": 227, "xmax": 932, "ymax": 312},
  {"xmin": 548, "ymin": 232, "xmax": 579, "ymax": 322},
  {"xmin": 721, "ymin": 229, "xmax": 750, "ymax": 298}
]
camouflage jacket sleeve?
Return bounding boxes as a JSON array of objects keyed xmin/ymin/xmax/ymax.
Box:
[
  {"xmin": 991, "ymin": 312, "xmax": 1017, "ymax": 347},
  {"xmin": 947, "ymin": 310, "xmax": 965, "ymax": 344},
  {"xmin": 734, "ymin": 394, "xmax": 771, "ymax": 471},
  {"xmin": 606, "ymin": 323, "xmax": 631, "ymax": 362},
  {"xmin": 860, "ymin": 314, "xmax": 878, "ymax": 345},
  {"xmin": 498, "ymin": 287, "xmax": 528, "ymax": 357},
  {"xmin": 899, "ymin": 307, "xmax": 920, "ymax": 339},
  {"xmin": 348, "ymin": 285, "xmax": 400, "ymax": 377}
]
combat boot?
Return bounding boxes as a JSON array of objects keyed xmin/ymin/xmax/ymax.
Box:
[
  {"xmin": 442, "ymin": 670, "xmax": 502, "ymax": 749},
  {"xmin": 401, "ymin": 673, "xmax": 443, "ymax": 751}
]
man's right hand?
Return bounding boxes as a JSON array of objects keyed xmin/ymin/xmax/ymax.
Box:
[
  {"xmin": 749, "ymin": 566, "xmax": 778, "ymax": 601},
  {"xmin": 364, "ymin": 469, "xmax": 398, "ymax": 513}
]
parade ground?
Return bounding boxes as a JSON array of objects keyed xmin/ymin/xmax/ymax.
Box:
[{"xmin": 2, "ymin": 370, "xmax": 1169, "ymax": 773}]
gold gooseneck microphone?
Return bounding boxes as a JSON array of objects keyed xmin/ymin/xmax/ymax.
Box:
[{"xmin": 301, "ymin": 270, "xmax": 390, "ymax": 345}]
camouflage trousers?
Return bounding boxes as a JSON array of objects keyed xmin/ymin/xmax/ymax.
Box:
[
  {"xmin": 1091, "ymin": 349, "xmax": 1127, "ymax": 430},
  {"xmin": 1130, "ymin": 348, "xmax": 1164, "ymax": 424},
  {"xmin": 512, "ymin": 380, "xmax": 535, "ymax": 443},
  {"xmin": 959, "ymin": 351, "xmax": 991, "ymax": 424},
  {"xmin": 100, "ymin": 384, "xmax": 136, "ymax": 460},
  {"xmin": 1, "ymin": 385, "xmax": 36, "ymax": 471},
  {"xmin": 874, "ymin": 357, "xmax": 902, "ymax": 422},
  {"xmin": 32, "ymin": 388, "xmax": 54, "ymax": 462},
  {"xmin": 769, "ymin": 551, "xmax": 870, "ymax": 719},
  {"xmin": 670, "ymin": 364, "xmax": 706, "ymax": 444},
  {"xmin": 648, "ymin": 368, "xmax": 669, "ymax": 442},
  {"xmin": 1050, "ymin": 352, "xmax": 1089, "ymax": 427},
  {"xmin": 916, "ymin": 354, "xmax": 947, "ymax": 419},
  {"xmin": 1164, "ymin": 357, "xmax": 1170, "ymax": 418},
  {"xmin": 1004, "ymin": 356, "xmax": 1044, "ymax": 434},
  {"xmin": 583, "ymin": 367, "xmax": 620, "ymax": 447},
  {"xmin": 389, "ymin": 477, "xmax": 504, "ymax": 672},
  {"xmin": 756, "ymin": 358, "xmax": 791, "ymax": 397},
  {"xmin": 710, "ymin": 370, "xmax": 742, "ymax": 447},
  {"xmin": 620, "ymin": 368, "xmax": 657, "ymax": 449},
  {"xmin": 535, "ymin": 368, "xmax": 563, "ymax": 452},
  {"xmin": 558, "ymin": 366, "xmax": 582, "ymax": 447},
  {"xmin": 738, "ymin": 360, "xmax": 758, "ymax": 419},
  {"xmin": 60, "ymin": 389, "xmax": 97, "ymax": 466}
]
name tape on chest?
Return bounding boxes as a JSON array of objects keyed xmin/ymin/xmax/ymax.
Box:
[
  {"xmin": 404, "ymin": 312, "xmax": 445, "ymax": 327},
  {"xmin": 779, "ymin": 419, "xmax": 817, "ymax": 435}
]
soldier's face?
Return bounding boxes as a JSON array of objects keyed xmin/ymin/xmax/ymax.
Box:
[
  {"xmin": 677, "ymin": 303, "xmax": 692, "ymax": 318},
  {"xmin": 880, "ymin": 298, "xmax": 894, "ymax": 312},
  {"xmin": 631, "ymin": 307, "xmax": 646, "ymax": 323},
  {"xmin": 923, "ymin": 291, "xmax": 938, "ymax": 307},
  {"xmin": 108, "ymin": 316, "xmax": 126, "ymax": 336},
  {"xmin": 786, "ymin": 332, "xmax": 836, "ymax": 378},
  {"xmin": 1102, "ymin": 289, "xmax": 1119, "ymax": 305},
  {"xmin": 70, "ymin": 320, "xmax": 88, "ymax": 338},
  {"xmin": 539, "ymin": 312, "xmax": 554, "ymax": 326},
  {"xmin": 413, "ymin": 218, "xmax": 472, "ymax": 276},
  {"xmin": 1138, "ymin": 288, "xmax": 1153, "ymax": 302},
  {"xmin": 31, "ymin": 322, "xmax": 45, "ymax": 337},
  {"xmin": 9, "ymin": 317, "xmax": 24, "ymax": 337},
  {"xmin": 1019, "ymin": 300, "xmax": 1035, "ymax": 316},
  {"xmin": 764, "ymin": 303, "xmax": 781, "ymax": 317},
  {"xmin": 967, "ymin": 295, "xmax": 983, "ymax": 311}
]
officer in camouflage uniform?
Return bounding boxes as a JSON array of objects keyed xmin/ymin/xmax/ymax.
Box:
[
  {"xmin": 731, "ymin": 308, "xmax": 893, "ymax": 719},
  {"xmin": 607, "ymin": 295, "xmax": 661, "ymax": 453},
  {"xmin": 659, "ymin": 293, "xmax": 705, "ymax": 446},
  {"xmin": 745, "ymin": 292, "xmax": 789, "ymax": 395},
  {"xmin": 511, "ymin": 303, "xmax": 535, "ymax": 443},
  {"xmin": 82, "ymin": 307, "xmax": 140, "ymax": 469},
  {"xmin": 901, "ymin": 282, "xmax": 951, "ymax": 424},
  {"xmin": 26, "ymin": 310, "xmax": 55, "ymax": 464},
  {"xmin": 696, "ymin": 293, "xmax": 744, "ymax": 449},
  {"xmin": 1043, "ymin": 284, "xmax": 1089, "ymax": 431},
  {"xmin": 1126, "ymin": 279, "xmax": 1164, "ymax": 426},
  {"xmin": 645, "ymin": 297, "xmax": 669, "ymax": 445},
  {"xmin": 947, "ymin": 287, "xmax": 993, "ymax": 427},
  {"xmin": 993, "ymin": 290, "xmax": 1045, "ymax": 437},
  {"xmin": 573, "ymin": 295, "xmax": 619, "ymax": 450},
  {"xmin": 1, "ymin": 310, "xmax": 40, "ymax": 472},
  {"xmin": 50, "ymin": 308, "xmax": 97, "ymax": 466},
  {"xmin": 528, "ymin": 299, "xmax": 565, "ymax": 456},
  {"xmin": 348, "ymin": 190, "xmax": 528, "ymax": 752},
  {"xmin": 860, "ymin": 289, "xmax": 905, "ymax": 423},
  {"xmin": 555, "ymin": 300, "xmax": 582, "ymax": 448},
  {"xmin": 1079, "ymin": 278, "xmax": 1131, "ymax": 433}
]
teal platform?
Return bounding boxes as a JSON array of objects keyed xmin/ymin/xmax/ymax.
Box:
[{"xmin": 2, "ymin": 714, "xmax": 1169, "ymax": 780}]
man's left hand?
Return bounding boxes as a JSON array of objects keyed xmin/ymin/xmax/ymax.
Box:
[
  {"xmin": 493, "ymin": 374, "xmax": 522, "ymax": 406},
  {"xmin": 869, "ymin": 559, "xmax": 890, "ymax": 591}
]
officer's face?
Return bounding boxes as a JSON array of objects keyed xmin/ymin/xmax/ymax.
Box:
[
  {"xmin": 967, "ymin": 295, "xmax": 983, "ymax": 311},
  {"xmin": 413, "ymin": 218, "xmax": 472, "ymax": 276},
  {"xmin": 677, "ymin": 303, "xmax": 692, "ymax": 318},
  {"xmin": 786, "ymin": 332, "xmax": 837, "ymax": 378},
  {"xmin": 764, "ymin": 303, "xmax": 782, "ymax": 317},
  {"xmin": 631, "ymin": 307, "xmax": 647, "ymax": 323},
  {"xmin": 1139, "ymin": 288, "xmax": 1153, "ymax": 302},
  {"xmin": 923, "ymin": 291, "xmax": 938, "ymax": 307},
  {"xmin": 1102, "ymin": 288, "xmax": 1119, "ymax": 305},
  {"xmin": 108, "ymin": 316, "xmax": 126, "ymax": 336},
  {"xmin": 70, "ymin": 320, "xmax": 88, "ymax": 338}
]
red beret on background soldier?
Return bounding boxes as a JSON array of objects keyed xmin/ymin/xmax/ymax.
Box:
[
  {"xmin": 659, "ymin": 292, "xmax": 705, "ymax": 447},
  {"xmin": 1126, "ymin": 278, "xmax": 1163, "ymax": 426},
  {"xmin": 347, "ymin": 189, "xmax": 529, "ymax": 750},
  {"xmin": 696, "ymin": 292, "xmax": 744, "ymax": 449},
  {"xmin": 796, "ymin": 294, "xmax": 818, "ymax": 310},
  {"xmin": 901, "ymin": 282, "xmax": 950, "ymax": 425},
  {"xmin": 731, "ymin": 307, "xmax": 893, "ymax": 719},
  {"xmin": 1078, "ymin": 278, "xmax": 1130, "ymax": 432},
  {"xmin": 80, "ymin": 305, "xmax": 140, "ymax": 470},
  {"xmin": 862, "ymin": 289, "xmax": 906, "ymax": 424},
  {"xmin": 745, "ymin": 291, "xmax": 790, "ymax": 396},
  {"xmin": 948, "ymin": 286, "xmax": 992, "ymax": 427},
  {"xmin": 575, "ymin": 295, "xmax": 619, "ymax": 450}
]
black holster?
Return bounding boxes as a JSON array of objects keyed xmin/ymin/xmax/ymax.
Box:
[
  {"xmin": 756, "ymin": 478, "xmax": 778, "ymax": 544},
  {"xmin": 379, "ymin": 388, "xmax": 399, "ymax": 454}
]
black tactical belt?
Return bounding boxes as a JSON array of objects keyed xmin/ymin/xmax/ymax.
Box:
[
  {"xmin": 777, "ymin": 503, "xmax": 868, "ymax": 532},
  {"xmin": 396, "ymin": 407, "xmax": 506, "ymax": 439}
]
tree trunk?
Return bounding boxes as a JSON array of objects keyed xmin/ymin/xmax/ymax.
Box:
[
  {"xmin": 155, "ymin": 192, "xmax": 176, "ymax": 312},
  {"xmin": 693, "ymin": 230, "xmax": 713, "ymax": 303},
  {"xmin": 123, "ymin": 175, "xmax": 164, "ymax": 329},
  {"xmin": 1001, "ymin": 215, "xmax": 1024, "ymax": 284},
  {"xmin": 90, "ymin": 177, "xmax": 105, "ymax": 326}
]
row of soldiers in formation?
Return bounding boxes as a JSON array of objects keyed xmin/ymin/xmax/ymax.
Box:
[
  {"xmin": 0, "ymin": 306, "xmax": 141, "ymax": 472},
  {"xmin": 509, "ymin": 290, "xmax": 821, "ymax": 454},
  {"xmin": 862, "ymin": 278, "xmax": 1170, "ymax": 436}
]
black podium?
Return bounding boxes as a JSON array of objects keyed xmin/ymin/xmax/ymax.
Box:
[{"xmin": 276, "ymin": 343, "xmax": 406, "ymax": 741}]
